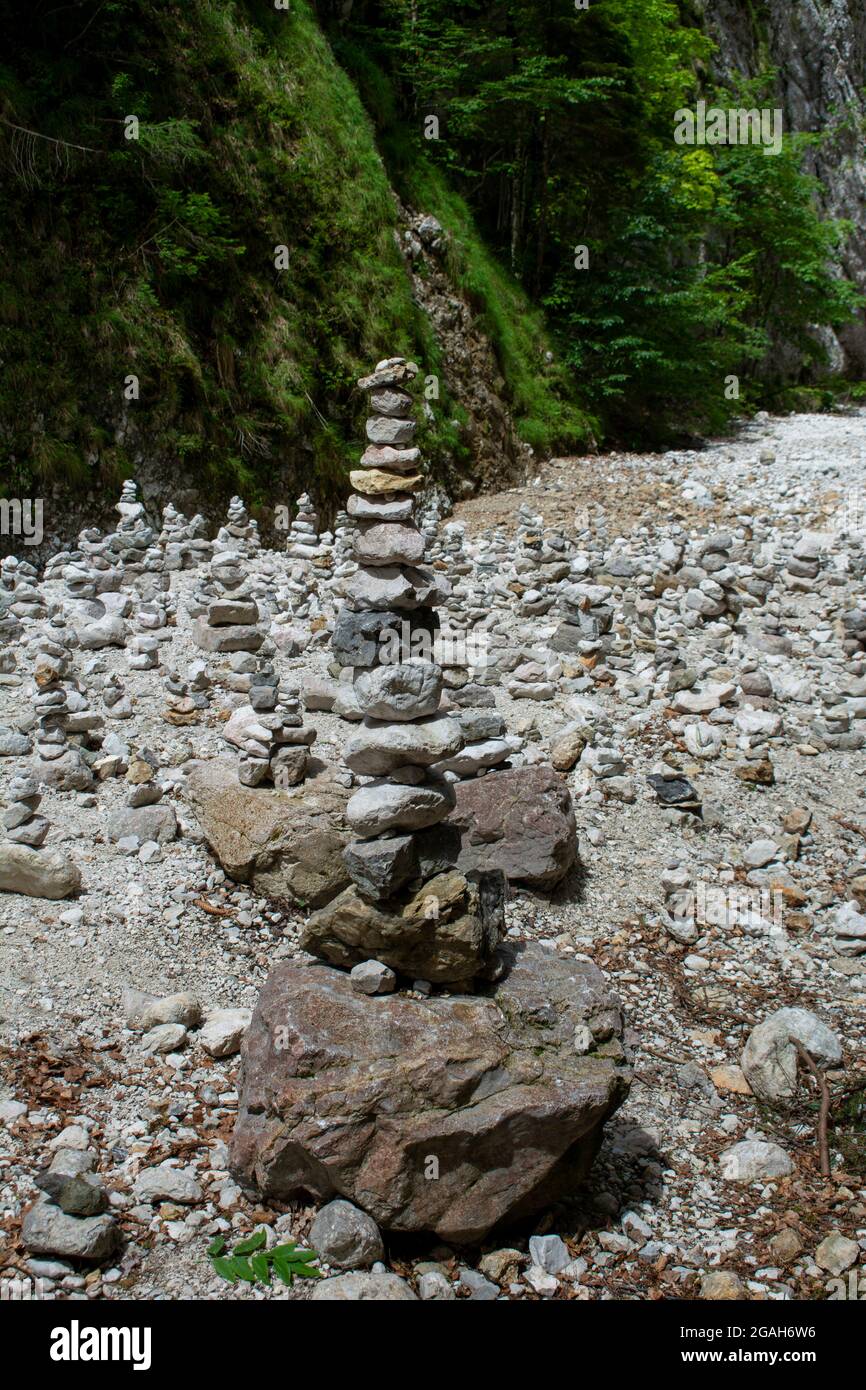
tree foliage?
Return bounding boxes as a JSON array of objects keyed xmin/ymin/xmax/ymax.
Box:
[{"xmin": 329, "ymin": 0, "xmax": 863, "ymax": 442}]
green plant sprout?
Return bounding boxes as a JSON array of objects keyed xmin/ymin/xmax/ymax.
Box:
[{"xmin": 207, "ymin": 1229, "xmax": 323, "ymax": 1287}]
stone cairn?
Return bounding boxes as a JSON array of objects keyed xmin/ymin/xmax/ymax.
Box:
[
  {"xmin": 0, "ymin": 769, "xmax": 82, "ymax": 900},
  {"xmin": 157, "ymin": 502, "xmax": 189, "ymax": 570},
  {"xmin": 109, "ymin": 749, "xmax": 177, "ymax": 859},
  {"xmin": 213, "ymin": 496, "xmax": 260, "ymax": 556},
  {"xmin": 108, "ymin": 480, "xmax": 153, "ymax": 575},
  {"xmin": 44, "ymin": 528, "xmax": 121, "ymax": 601},
  {"xmin": 163, "ymin": 659, "xmax": 211, "ymax": 727},
  {"xmin": 229, "ymin": 663, "xmax": 315, "ymax": 788},
  {"xmin": 3, "ymin": 770, "xmax": 48, "ymax": 848},
  {"xmin": 331, "ymin": 507, "xmax": 356, "ymax": 577},
  {"xmin": 102, "ymin": 673, "xmax": 133, "ymax": 720},
  {"xmin": 0, "ymin": 583, "xmax": 22, "ymax": 647},
  {"xmin": 31, "ymin": 616, "xmax": 93, "ymax": 791},
  {"xmin": 158, "ymin": 502, "xmax": 211, "ymax": 571},
  {"xmin": 191, "ymin": 550, "xmax": 264, "ymax": 656},
  {"xmin": 1, "ymin": 557, "xmax": 46, "ymax": 622},
  {"xmin": 301, "ymin": 357, "xmax": 505, "ymax": 990},
  {"xmin": 285, "ymin": 493, "xmax": 321, "ymax": 560},
  {"xmin": 230, "ymin": 361, "xmax": 629, "ymax": 1241}
]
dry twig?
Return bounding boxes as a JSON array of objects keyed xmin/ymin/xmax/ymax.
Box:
[{"xmin": 794, "ymin": 1041, "xmax": 831, "ymax": 1178}]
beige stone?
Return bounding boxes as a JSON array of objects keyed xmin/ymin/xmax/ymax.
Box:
[{"xmin": 350, "ymin": 468, "xmax": 423, "ymax": 495}]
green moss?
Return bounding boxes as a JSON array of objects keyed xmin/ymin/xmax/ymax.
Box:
[{"xmin": 0, "ymin": 0, "xmax": 455, "ymax": 506}]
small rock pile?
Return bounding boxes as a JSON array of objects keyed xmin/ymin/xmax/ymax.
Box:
[
  {"xmin": 0, "ymin": 771, "xmax": 82, "ymax": 900},
  {"xmin": 213, "ymin": 496, "xmax": 260, "ymax": 556},
  {"xmin": 158, "ymin": 502, "xmax": 211, "ymax": 570},
  {"xmin": 31, "ymin": 620, "xmax": 93, "ymax": 791},
  {"xmin": 22, "ymin": 1124, "xmax": 118, "ymax": 1264},
  {"xmin": 1, "ymin": 557, "xmax": 46, "ymax": 622},
  {"xmin": 224, "ymin": 666, "xmax": 316, "ymax": 788},
  {"xmin": 3, "ymin": 771, "xmax": 47, "ymax": 847},
  {"xmin": 108, "ymin": 480, "xmax": 153, "ymax": 574},
  {"xmin": 285, "ymin": 492, "xmax": 322, "ymax": 559},
  {"xmin": 109, "ymin": 752, "xmax": 178, "ymax": 858}
]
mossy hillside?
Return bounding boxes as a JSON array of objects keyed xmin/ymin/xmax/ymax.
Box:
[
  {"xmin": 0, "ymin": 0, "xmax": 455, "ymax": 512},
  {"xmin": 336, "ymin": 41, "xmax": 595, "ymax": 455}
]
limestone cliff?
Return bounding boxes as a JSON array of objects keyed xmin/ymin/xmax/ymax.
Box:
[{"xmin": 697, "ymin": 0, "xmax": 866, "ymax": 370}]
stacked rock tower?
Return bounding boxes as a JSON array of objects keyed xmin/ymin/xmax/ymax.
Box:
[
  {"xmin": 231, "ymin": 357, "xmax": 629, "ymax": 1241},
  {"xmin": 302, "ymin": 358, "xmax": 504, "ymax": 989}
]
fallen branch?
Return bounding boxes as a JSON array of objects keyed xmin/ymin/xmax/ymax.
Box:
[
  {"xmin": 794, "ymin": 1041, "xmax": 831, "ymax": 1178},
  {"xmin": 194, "ymin": 897, "xmax": 236, "ymax": 919}
]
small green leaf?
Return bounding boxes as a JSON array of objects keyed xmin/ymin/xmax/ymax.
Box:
[
  {"xmin": 207, "ymin": 1236, "xmax": 227, "ymax": 1257},
  {"xmin": 289, "ymin": 1248, "xmax": 319, "ymax": 1264},
  {"xmin": 251, "ymin": 1252, "xmax": 271, "ymax": 1283},
  {"xmin": 269, "ymin": 1241, "xmax": 298, "ymax": 1257},
  {"xmin": 271, "ymin": 1253, "xmax": 295, "ymax": 1287},
  {"xmin": 231, "ymin": 1256, "xmax": 257, "ymax": 1283},
  {"xmin": 211, "ymin": 1256, "xmax": 238, "ymax": 1283},
  {"xmin": 233, "ymin": 1229, "xmax": 267, "ymax": 1256}
]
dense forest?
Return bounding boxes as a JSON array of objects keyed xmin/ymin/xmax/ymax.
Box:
[{"xmin": 0, "ymin": 0, "xmax": 863, "ymax": 515}]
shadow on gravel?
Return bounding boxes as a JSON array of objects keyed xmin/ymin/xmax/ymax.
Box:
[{"xmin": 538, "ymin": 857, "xmax": 587, "ymax": 908}]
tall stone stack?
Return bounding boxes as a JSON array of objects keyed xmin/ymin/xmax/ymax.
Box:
[
  {"xmin": 331, "ymin": 508, "xmax": 356, "ymax": 575},
  {"xmin": 157, "ymin": 502, "xmax": 189, "ymax": 570},
  {"xmin": 231, "ymin": 356, "xmax": 630, "ymax": 1245},
  {"xmin": 301, "ymin": 357, "xmax": 505, "ymax": 990}
]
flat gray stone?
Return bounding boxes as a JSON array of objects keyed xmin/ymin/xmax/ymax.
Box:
[
  {"xmin": 134, "ymin": 1164, "xmax": 203, "ymax": 1204},
  {"xmin": 354, "ymin": 522, "xmax": 425, "ymax": 567},
  {"xmin": 344, "ymin": 714, "xmax": 462, "ymax": 775},
  {"xmin": 354, "ymin": 661, "xmax": 442, "ymax": 722},
  {"xmin": 310, "ymin": 1271, "xmax": 417, "ymax": 1300},
  {"xmin": 107, "ymin": 804, "xmax": 177, "ymax": 845},
  {"xmin": 22, "ymin": 1198, "xmax": 118, "ymax": 1262},
  {"xmin": 346, "ymin": 778, "xmax": 455, "ymax": 837},
  {"xmin": 192, "ymin": 619, "xmax": 263, "ymax": 653}
]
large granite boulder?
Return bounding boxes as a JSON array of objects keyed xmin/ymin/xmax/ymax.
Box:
[
  {"xmin": 184, "ymin": 759, "xmax": 349, "ymax": 907},
  {"xmin": 449, "ymin": 765, "xmax": 577, "ymax": 889},
  {"xmin": 300, "ymin": 869, "xmax": 505, "ymax": 986},
  {"xmin": 230, "ymin": 943, "xmax": 629, "ymax": 1242}
]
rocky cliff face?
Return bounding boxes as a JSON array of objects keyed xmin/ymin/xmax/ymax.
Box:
[
  {"xmin": 697, "ymin": 0, "xmax": 866, "ymax": 371},
  {"xmin": 397, "ymin": 205, "xmax": 526, "ymax": 495}
]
